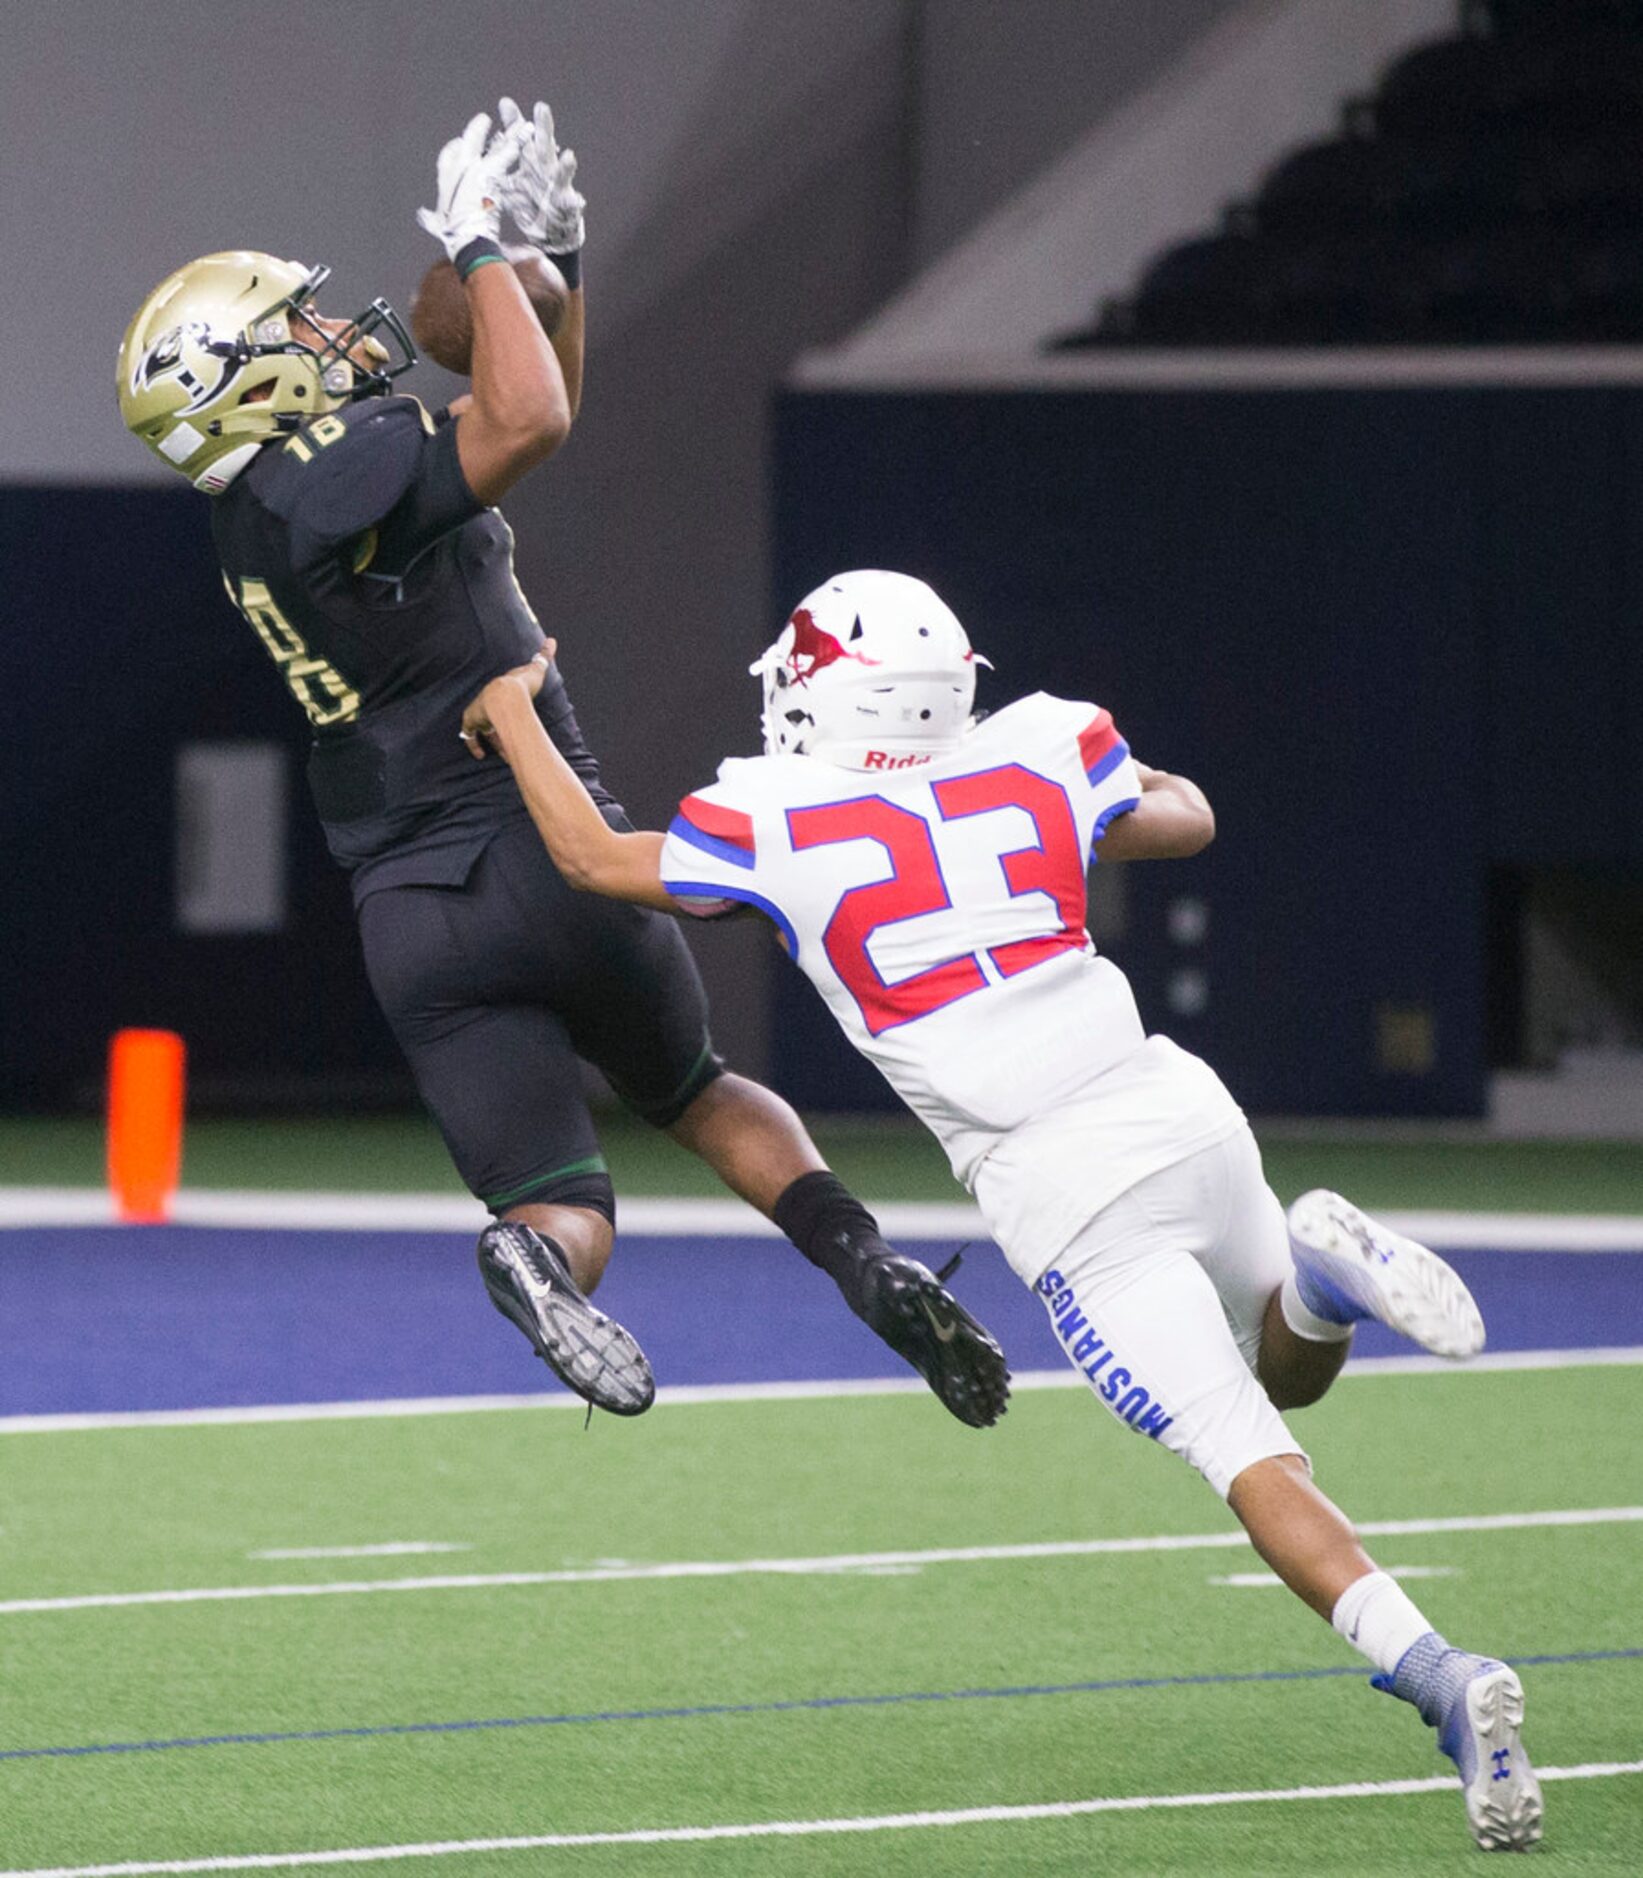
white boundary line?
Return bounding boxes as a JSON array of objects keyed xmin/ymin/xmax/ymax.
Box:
[
  {"xmin": 1344, "ymin": 1345, "xmax": 1643, "ymax": 1376},
  {"xmin": 4, "ymin": 1761, "xmax": 1638, "ymax": 1876},
  {"xmin": 3, "ymin": 1346, "xmax": 1641, "ymax": 1437},
  {"xmin": 3, "ymin": 1507, "xmax": 1637, "ymax": 1618},
  {"xmin": 1, "ymin": 1189, "xmax": 1639, "ymax": 1249}
]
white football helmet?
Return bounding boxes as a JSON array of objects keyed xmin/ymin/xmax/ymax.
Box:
[{"xmin": 750, "ymin": 570, "xmax": 990, "ymax": 768}]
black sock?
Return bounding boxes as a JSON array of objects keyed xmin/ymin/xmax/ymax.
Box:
[{"xmin": 772, "ymin": 1171, "xmax": 889, "ymax": 1317}]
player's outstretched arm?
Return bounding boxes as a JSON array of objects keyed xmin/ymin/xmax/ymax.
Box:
[
  {"xmin": 417, "ymin": 112, "xmax": 572, "ymax": 505},
  {"xmin": 1098, "ymin": 763, "xmax": 1216, "ymax": 860},
  {"xmin": 497, "ymin": 97, "xmax": 586, "ymax": 418},
  {"xmin": 459, "ymin": 262, "xmax": 572, "ymax": 502},
  {"xmin": 463, "ymin": 670, "xmax": 678, "ymax": 910}
]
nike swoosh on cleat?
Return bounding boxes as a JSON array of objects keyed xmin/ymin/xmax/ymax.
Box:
[{"xmin": 918, "ymin": 1296, "xmax": 960, "ymax": 1344}]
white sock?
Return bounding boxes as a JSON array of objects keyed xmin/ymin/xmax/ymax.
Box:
[
  {"xmin": 1280, "ymin": 1272, "xmax": 1355, "ymax": 1344},
  {"xmin": 1331, "ymin": 1569, "xmax": 1436, "ymax": 1676}
]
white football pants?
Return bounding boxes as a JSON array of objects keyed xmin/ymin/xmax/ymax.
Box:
[{"xmin": 1026, "ymin": 1125, "xmax": 1307, "ymax": 1498}]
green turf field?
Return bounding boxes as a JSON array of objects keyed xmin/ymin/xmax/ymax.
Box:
[
  {"xmin": 4, "ymin": 1113, "xmax": 1642, "ymax": 1211},
  {"xmin": 4, "ymin": 1365, "xmax": 1639, "ymax": 1873}
]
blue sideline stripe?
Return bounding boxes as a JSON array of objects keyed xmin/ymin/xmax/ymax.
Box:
[{"xmin": 5, "ymin": 1646, "xmax": 1636, "ymax": 1765}]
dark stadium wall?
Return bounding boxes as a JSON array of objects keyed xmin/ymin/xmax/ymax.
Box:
[
  {"xmin": 769, "ymin": 382, "xmax": 1643, "ymax": 1118},
  {"xmin": 0, "ymin": 490, "xmax": 394, "ymax": 1109}
]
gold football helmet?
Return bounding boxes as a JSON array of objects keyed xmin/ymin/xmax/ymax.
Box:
[{"xmin": 116, "ymin": 252, "xmax": 416, "ymax": 493}]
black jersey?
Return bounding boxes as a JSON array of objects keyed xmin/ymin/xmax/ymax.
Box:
[{"xmin": 209, "ymin": 395, "xmax": 613, "ymax": 901}]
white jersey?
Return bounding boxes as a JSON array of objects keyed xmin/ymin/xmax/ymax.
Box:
[{"xmin": 659, "ymin": 693, "xmax": 1243, "ymax": 1254}]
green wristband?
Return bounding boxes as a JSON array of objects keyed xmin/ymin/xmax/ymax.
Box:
[{"xmin": 455, "ymin": 236, "xmax": 506, "ymax": 279}]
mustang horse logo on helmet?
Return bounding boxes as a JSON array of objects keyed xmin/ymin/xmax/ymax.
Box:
[{"xmin": 783, "ymin": 607, "xmax": 884, "ymax": 686}]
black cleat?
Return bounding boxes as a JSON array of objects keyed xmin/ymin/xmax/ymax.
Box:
[
  {"xmin": 476, "ymin": 1222, "xmax": 655, "ymax": 1417},
  {"xmin": 857, "ymin": 1255, "xmax": 1010, "ymax": 1428}
]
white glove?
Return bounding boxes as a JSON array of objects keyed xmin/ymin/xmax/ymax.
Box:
[
  {"xmin": 416, "ymin": 112, "xmax": 516, "ymax": 263},
  {"xmin": 496, "ymin": 96, "xmax": 586, "ymax": 255}
]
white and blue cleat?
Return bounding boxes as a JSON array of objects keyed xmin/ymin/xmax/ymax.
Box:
[
  {"xmin": 1437, "ymin": 1657, "xmax": 1545, "ymax": 1852},
  {"xmin": 1286, "ymin": 1189, "xmax": 1485, "ymax": 1360},
  {"xmin": 1378, "ymin": 1638, "xmax": 1544, "ymax": 1851}
]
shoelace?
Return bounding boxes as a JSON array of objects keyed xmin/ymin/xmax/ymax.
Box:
[
  {"xmin": 935, "ymin": 1242, "xmax": 973, "ymax": 1283},
  {"xmin": 514, "ymin": 1236, "xmax": 563, "ymax": 1288}
]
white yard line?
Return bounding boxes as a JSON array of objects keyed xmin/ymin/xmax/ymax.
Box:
[
  {"xmin": 2, "ymin": 1761, "xmax": 1638, "ymax": 1876},
  {"xmin": 0, "ymin": 1375, "xmax": 941, "ymax": 1435},
  {"xmin": 1210, "ymin": 1566, "xmax": 1460, "ymax": 1589},
  {"xmin": 246, "ymin": 1545, "xmax": 471, "ymax": 1562},
  {"xmin": 1344, "ymin": 1346, "xmax": 1643, "ymax": 1375},
  {"xmin": 3, "ymin": 1345, "xmax": 1641, "ymax": 1438},
  {"xmin": 2, "ymin": 1507, "xmax": 1637, "ymax": 1619},
  {"xmin": 0, "ymin": 1188, "xmax": 1639, "ymax": 1249}
]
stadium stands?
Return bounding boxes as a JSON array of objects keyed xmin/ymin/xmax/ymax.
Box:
[{"xmin": 1061, "ymin": 1, "xmax": 1643, "ymax": 346}]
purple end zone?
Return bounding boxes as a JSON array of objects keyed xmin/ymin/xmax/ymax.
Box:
[{"xmin": 0, "ymin": 1229, "xmax": 1639, "ymax": 1417}]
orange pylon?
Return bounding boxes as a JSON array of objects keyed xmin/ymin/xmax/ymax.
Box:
[{"xmin": 107, "ymin": 1029, "xmax": 186, "ymax": 1223}]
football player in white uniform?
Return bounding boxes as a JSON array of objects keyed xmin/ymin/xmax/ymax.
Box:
[{"xmin": 461, "ymin": 569, "xmax": 1541, "ymax": 1851}]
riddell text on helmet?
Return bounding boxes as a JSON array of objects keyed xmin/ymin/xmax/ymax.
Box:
[{"xmin": 862, "ymin": 750, "xmax": 933, "ymax": 769}]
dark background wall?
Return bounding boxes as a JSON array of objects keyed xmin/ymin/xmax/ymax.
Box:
[
  {"xmin": 0, "ymin": 489, "xmax": 389, "ymax": 1108},
  {"xmin": 767, "ymin": 380, "xmax": 1643, "ymax": 1115}
]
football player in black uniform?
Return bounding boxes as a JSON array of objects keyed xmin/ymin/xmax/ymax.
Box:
[{"xmin": 116, "ymin": 102, "xmax": 1010, "ymax": 1430}]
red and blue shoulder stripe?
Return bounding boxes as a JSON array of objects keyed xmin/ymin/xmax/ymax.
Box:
[
  {"xmin": 1078, "ymin": 709, "xmax": 1130, "ymax": 786},
  {"xmin": 668, "ymin": 794, "xmax": 757, "ymax": 870}
]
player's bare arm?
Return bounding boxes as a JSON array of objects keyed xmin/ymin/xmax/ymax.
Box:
[
  {"xmin": 456, "ymin": 262, "xmax": 571, "ymax": 503},
  {"xmin": 495, "ymin": 96, "xmax": 586, "ymax": 417},
  {"xmin": 441, "ymin": 273, "xmax": 580, "ymax": 427},
  {"xmin": 1098, "ymin": 761, "xmax": 1215, "ymax": 860},
  {"xmin": 465, "ymin": 670, "xmax": 677, "ymax": 912},
  {"xmin": 548, "ymin": 276, "xmax": 585, "ymax": 419}
]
